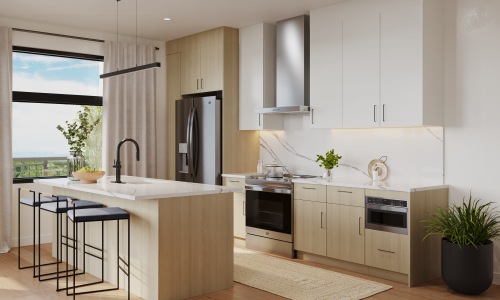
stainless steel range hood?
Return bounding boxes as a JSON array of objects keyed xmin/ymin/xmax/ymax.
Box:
[{"xmin": 255, "ymin": 15, "xmax": 310, "ymax": 115}]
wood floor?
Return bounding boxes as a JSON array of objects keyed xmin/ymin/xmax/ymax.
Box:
[{"xmin": 1, "ymin": 244, "xmax": 499, "ymax": 299}]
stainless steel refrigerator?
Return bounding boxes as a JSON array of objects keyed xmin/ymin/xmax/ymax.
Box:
[{"xmin": 175, "ymin": 96, "xmax": 221, "ymax": 185}]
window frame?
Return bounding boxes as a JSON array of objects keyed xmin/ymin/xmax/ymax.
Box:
[{"xmin": 12, "ymin": 46, "xmax": 104, "ymax": 183}]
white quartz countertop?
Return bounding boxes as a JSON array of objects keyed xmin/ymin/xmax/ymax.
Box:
[
  {"xmin": 222, "ymin": 173, "xmax": 447, "ymax": 192},
  {"xmin": 34, "ymin": 176, "xmax": 241, "ymax": 200},
  {"xmin": 291, "ymin": 177, "xmax": 447, "ymax": 192}
]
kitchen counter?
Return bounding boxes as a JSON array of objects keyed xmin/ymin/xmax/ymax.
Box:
[
  {"xmin": 35, "ymin": 176, "xmax": 234, "ymax": 300},
  {"xmin": 35, "ymin": 176, "xmax": 241, "ymax": 200},
  {"xmin": 222, "ymin": 173, "xmax": 446, "ymax": 192},
  {"xmin": 292, "ymin": 177, "xmax": 447, "ymax": 193}
]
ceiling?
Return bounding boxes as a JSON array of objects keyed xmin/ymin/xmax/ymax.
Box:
[{"xmin": 0, "ymin": 0, "xmax": 347, "ymax": 41}]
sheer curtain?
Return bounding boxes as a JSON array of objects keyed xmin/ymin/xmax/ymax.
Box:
[
  {"xmin": 0, "ymin": 27, "xmax": 12, "ymax": 253},
  {"xmin": 102, "ymin": 41, "xmax": 157, "ymax": 178}
]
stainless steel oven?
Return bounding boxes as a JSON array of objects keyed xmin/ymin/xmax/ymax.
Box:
[
  {"xmin": 245, "ymin": 176, "xmax": 294, "ymax": 258},
  {"xmin": 365, "ymin": 196, "xmax": 408, "ymax": 235}
]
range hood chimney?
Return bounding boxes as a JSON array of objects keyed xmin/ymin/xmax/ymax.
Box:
[{"xmin": 256, "ymin": 15, "xmax": 310, "ymax": 114}]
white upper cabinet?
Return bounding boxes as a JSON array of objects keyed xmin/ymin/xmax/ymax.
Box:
[
  {"xmin": 310, "ymin": 0, "xmax": 444, "ymax": 129},
  {"xmin": 342, "ymin": 13, "xmax": 381, "ymax": 128},
  {"xmin": 239, "ymin": 23, "xmax": 283, "ymax": 130},
  {"xmin": 310, "ymin": 8, "xmax": 343, "ymax": 128}
]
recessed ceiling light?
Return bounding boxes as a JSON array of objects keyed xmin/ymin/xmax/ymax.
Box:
[{"xmin": 164, "ymin": 17, "xmax": 171, "ymax": 21}]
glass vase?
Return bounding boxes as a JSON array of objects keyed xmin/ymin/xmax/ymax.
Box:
[
  {"xmin": 322, "ymin": 169, "xmax": 334, "ymax": 181},
  {"xmin": 67, "ymin": 150, "xmax": 85, "ymax": 181}
]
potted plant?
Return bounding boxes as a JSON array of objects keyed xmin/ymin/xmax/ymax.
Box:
[
  {"xmin": 422, "ymin": 194, "xmax": 500, "ymax": 295},
  {"xmin": 57, "ymin": 107, "xmax": 101, "ymax": 180},
  {"xmin": 316, "ymin": 149, "xmax": 342, "ymax": 181}
]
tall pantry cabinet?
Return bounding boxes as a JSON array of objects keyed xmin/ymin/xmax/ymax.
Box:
[{"xmin": 166, "ymin": 27, "xmax": 260, "ymax": 179}]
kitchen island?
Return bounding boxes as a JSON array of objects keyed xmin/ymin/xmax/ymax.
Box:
[{"xmin": 35, "ymin": 176, "xmax": 239, "ymax": 300}]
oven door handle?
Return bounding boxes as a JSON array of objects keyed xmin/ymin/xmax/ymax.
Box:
[
  {"xmin": 245, "ymin": 185, "xmax": 292, "ymax": 194},
  {"xmin": 366, "ymin": 203, "xmax": 407, "ymax": 213}
]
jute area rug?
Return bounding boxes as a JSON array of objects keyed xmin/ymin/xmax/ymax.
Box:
[{"xmin": 234, "ymin": 248, "xmax": 392, "ymax": 300}]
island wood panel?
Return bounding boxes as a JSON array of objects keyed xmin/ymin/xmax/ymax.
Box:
[
  {"xmin": 158, "ymin": 193, "xmax": 233, "ymax": 299},
  {"xmin": 408, "ymin": 187, "xmax": 448, "ymax": 287},
  {"xmin": 166, "ymin": 52, "xmax": 181, "ymax": 180}
]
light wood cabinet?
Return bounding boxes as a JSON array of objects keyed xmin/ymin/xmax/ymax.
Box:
[
  {"xmin": 365, "ymin": 229, "xmax": 409, "ymax": 274},
  {"xmin": 222, "ymin": 177, "xmax": 246, "ymax": 239},
  {"xmin": 326, "ymin": 186, "xmax": 365, "ymax": 264},
  {"xmin": 294, "ymin": 199, "xmax": 327, "ymax": 256},
  {"xmin": 294, "ymin": 183, "xmax": 327, "ymax": 255},
  {"xmin": 180, "ymin": 29, "xmax": 223, "ymax": 95},
  {"xmin": 294, "ymin": 183, "xmax": 326, "ymax": 202},
  {"xmin": 309, "ymin": 9, "xmax": 342, "ymax": 128},
  {"xmin": 239, "ymin": 23, "xmax": 283, "ymax": 130}
]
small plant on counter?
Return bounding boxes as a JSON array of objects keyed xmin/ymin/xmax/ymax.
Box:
[
  {"xmin": 56, "ymin": 106, "xmax": 101, "ymax": 153},
  {"xmin": 316, "ymin": 149, "xmax": 342, "ymax": 170}
]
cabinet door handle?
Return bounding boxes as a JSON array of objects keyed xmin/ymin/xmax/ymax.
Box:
[
  {"xmin": 320, "ymin": 212, "xmax": 324, "ymax": 229},
  {"xmin": 243, "ymin": 201, "xmax": 245, "ymax": 216},
  {"xmin": 197, "ymin": 79, "xmax": 199, "ymax": 90},
  {"xmin": 377, "ymin": 248, "xmax": 395, "ymax": 254},
  {"xmin": 337, "ymin": 190, "xmax": 352, "ymax": 194},
  {"xmin": 358, "ymin": 217, "xmax": 362, "ymax": 235},
  {"xmin": 201, "ymin": 78, "xmax": 203, "ymax": 89},
  {"xmin": 258, "ymin": 114, "xmax": 262, "ymax": 126},
  {"xmin": 311, "ymin": 109, "xmax": 314, "ymax": 125},
  {"xmin": 373, "ymin": 105, "xmax": 377, "ymax": 122},
  {"xmin": 382, "ymin": 104, "xmax": 386, "ymax": 122},
  {"xmin": 302, "ymin": 187, "xmax": 316, "ymax": 190}
]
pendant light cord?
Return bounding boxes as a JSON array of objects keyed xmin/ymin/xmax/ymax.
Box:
[
  {"xmin": 116, "ymin": 0, "xmax": 120, "ymax": 71},
  {"xmin": 136, "ymin": 0, "xmax": 138, "ymax": 67}
]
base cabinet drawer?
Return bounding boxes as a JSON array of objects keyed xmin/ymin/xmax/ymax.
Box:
[{"xmin": 365, "ymin": 229, "xmax": 409, "ymax": 274}]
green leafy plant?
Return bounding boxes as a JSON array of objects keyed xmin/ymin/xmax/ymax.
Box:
[
  {"xmin": 56, "ymin": 106, "xmax": 101, "ymax": 153},
  {"xmin": 422, "ymin": 194, "xmax": 500, "ymax": 248},
  {"xmin": 316, "ymin": 149, "xmax": 342, "ymax": 170}
]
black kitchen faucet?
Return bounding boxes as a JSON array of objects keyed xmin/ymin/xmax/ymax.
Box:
[{"xmin": 112, "ymin": 138, "xmax": 140, "ymax": 183}]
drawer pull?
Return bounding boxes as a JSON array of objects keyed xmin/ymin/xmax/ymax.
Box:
[
  {"xmin": 229, "ymin": 180, "xmax": 240, "ymax": 183},
  {"xmin": 377, "ymin": 248, "xmax": 395, "ymax": 254},
  {"xmin": 338, "ymin": 190, "xmax": 352, "ymax": 194},
  {"xmin": 302, "ymin": 187, "xmax": 316, "ymax": 190}
]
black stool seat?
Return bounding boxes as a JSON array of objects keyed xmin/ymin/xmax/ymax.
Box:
[
  {"xmin": 40, "ymin": 200, "xmax": 104, "ymax": 213},
  {"xmin": 21, "ymin": 195, "xmax": 74, "ymax": 207},
  {"xmin": 67, "ymin": 207, "xmax": 130, "ymax": 222}
]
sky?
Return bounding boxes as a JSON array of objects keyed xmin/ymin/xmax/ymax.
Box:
[{"xmin": 12, "ymin": 52, "xmax": 103, "ymax": 158}]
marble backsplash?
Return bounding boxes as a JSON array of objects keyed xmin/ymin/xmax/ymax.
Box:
[{"xmin": 259, "ymin": 115, "xmax": 444, "ymax": 186}]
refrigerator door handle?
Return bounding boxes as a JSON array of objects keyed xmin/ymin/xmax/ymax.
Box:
[
  {"xmin": 192, "ymin": 107, "xmax": 200, "ymax": 178},
  {"xmin": 186, "ymin": 107, "xmax": 194, "ymax": 178}
]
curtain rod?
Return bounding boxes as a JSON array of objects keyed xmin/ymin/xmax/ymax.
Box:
[{"xmin": 12, "ymin": 28, "xmax": 160, "ymax": 50}]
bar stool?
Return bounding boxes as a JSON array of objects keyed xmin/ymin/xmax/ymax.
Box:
[
  {"xmin": 17, "ymin": 188, "xmax": 67, "ymax": 277},
  {"xmin": 65, "ymin": 205, "xmax": 130, "ymax": 299},
  {"xmin": 38, "ymin": 195, "xmax": 104, "ymax": 291}
]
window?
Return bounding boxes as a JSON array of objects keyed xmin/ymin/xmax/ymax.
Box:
[{"xmin": 12, "ymin": 47, "xmax": 104, "ymax": 183}]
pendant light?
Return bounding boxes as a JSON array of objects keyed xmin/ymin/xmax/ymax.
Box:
[{"xmin": 100, "ymin": 0, "xmax": 161, "ymax": 79}]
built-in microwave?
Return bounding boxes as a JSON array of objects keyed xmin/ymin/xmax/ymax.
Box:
[{"xmin": 365, "ymin": 196, "xmax": 408, "ymax": 235}]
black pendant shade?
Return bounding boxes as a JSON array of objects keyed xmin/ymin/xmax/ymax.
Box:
[{"xmin": 100, "ymin": 62, "xmax": 161, "ymax": 79}]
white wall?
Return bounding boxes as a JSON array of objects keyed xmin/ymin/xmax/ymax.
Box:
[
  {"xmin": 0, "ymin": 16, "xmax": 168, "ymax": 247},
  {"xmin": 444, "ymin": 0, "xmax": 500, "ymax": 284}
]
